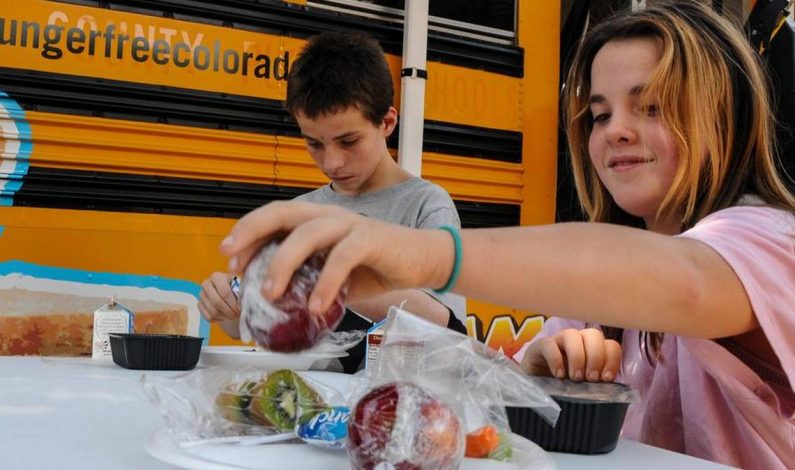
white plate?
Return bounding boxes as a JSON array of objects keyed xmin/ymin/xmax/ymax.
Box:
[
  {"xmin": 145, "ymin": 370, "xmax": 555, "ymax": 470},
  {"xmin": 145, "ymin": 428, "xmax": 553, "ymax": 470},
  {"xmin": 199, "ymin": 346, "xmax": 347, "ymax": 371}
]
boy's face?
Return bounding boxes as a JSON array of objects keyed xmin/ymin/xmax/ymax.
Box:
[{"xmin": 295, "ymin": 106, "xmax": 397, "ymax": 196}]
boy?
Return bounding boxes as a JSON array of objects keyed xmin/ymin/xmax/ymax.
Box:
[{"xmin": 198, "ymin": 31, "xmax": 466, "ymax": 372}]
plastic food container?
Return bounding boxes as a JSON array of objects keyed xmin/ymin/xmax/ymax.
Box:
[
  {"xmin": 109, "ymin": 333, "xmax": 203, "ymax": 370},
  {"xmin": 506, "ymin": 378, "xmax": 634, "ymax": 454}
]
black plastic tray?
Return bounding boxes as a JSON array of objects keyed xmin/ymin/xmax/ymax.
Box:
[
  {"xmin": 109, "ymin": 333, "xmax": 203, "ymax": 370},
  {"xmin": 507, "ymin": 381, "xmax": 631, "ymax": 454}
]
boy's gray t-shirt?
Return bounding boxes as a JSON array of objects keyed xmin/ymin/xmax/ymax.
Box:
[{"xmin": 295, "ymin": 176, "xmax": 466, "ymax": 322}]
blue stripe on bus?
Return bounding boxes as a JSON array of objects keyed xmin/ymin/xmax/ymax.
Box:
[{"xmin": 0, "ymin": 90, "xmax": 32, "ymax": 205}]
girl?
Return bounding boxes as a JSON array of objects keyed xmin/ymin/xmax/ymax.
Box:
[{"xmin": 220, "ymin": 1, "xmax": 794, "ymax": 467}]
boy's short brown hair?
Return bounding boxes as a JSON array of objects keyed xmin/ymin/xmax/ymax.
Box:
[{"xmin": 285, "ymin": 31, "xmax": 394, "ymax": 125}]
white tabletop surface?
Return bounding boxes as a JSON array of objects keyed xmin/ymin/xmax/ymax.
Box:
[{"xmin": 0, "ymin": 356, "xmax": 734, "ymax": 470}]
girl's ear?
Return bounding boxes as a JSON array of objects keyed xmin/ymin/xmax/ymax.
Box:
[{"xmin": 381, "ymin": 107, "xmax": 398, "ymax": 137}]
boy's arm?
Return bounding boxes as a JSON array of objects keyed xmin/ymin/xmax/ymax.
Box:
[
  {"xmin": 347, "ymin": 289, "xmax": 450, "ymax": 325},
  {"xmin": 217, "ymin": 319, "xmax": 242, "ymax": 339}
]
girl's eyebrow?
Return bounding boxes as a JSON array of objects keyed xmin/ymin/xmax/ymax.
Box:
[
  {"xmin": 589, "ymin": 94, "xmax": 606, "ymax": 105},
  {"xmin": 629, "ymin": 84, "xmax": 646, "ymax": 96},
  {"xmin": 588, "ymin": 84, "xmax": 647, "ymax": 105}
]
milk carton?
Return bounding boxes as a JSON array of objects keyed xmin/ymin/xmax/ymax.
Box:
[
  {"xmin": 92, "ymin": 298, "xmax": 134, "ymax": 359},
  {"xmin": 365, "ymin": 320, "xmax": 385, "ymax": 378}
]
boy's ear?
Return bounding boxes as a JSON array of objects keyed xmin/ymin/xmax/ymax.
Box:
[{"xmin": 381, "ymin": 106, "xmax": 398, "ymax": 137}]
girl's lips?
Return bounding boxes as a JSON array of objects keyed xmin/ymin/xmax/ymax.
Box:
[{"xmin": 608, "ymin": 157, "xmax": 654, "ymax": 170}]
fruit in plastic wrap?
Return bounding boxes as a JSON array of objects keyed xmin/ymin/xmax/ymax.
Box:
[
  {"xmin": 240, "ymin": 241, "xmax": 347, "ymax": 352},
  {"xmin": 465, "ymin": 425, "xmax": 512, "ymax": 460},
  {"xmin": 248, "ymin": 369, "xmax": 328, "ymax": 431},
  {"xmin": 215, "ymin": 380, "xmax": 258, "ymax": 424},
  {"xmin": 347, "ymin": 382, "xmax": 464, "ymax": 470},
  {"xmin": 465, "ymin": 425, "xmax": 499, "ymax": 458}
]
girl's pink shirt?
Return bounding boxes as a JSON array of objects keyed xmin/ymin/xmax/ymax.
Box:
[{"xmin": 516, "ymin": 205, "xmax": 795, "ymax": 469}]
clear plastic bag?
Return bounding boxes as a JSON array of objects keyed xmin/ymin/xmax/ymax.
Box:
[
  {"xmin": 239, "ymin": 241, "xmax": 349, "ymax": 353},
  {"xmin": 143, "ymin": 367, "xmax": 348, "ymax": 448},
  {"xmin": 346, "ymin": 306, "xmax": 560, "ymax": 470}
]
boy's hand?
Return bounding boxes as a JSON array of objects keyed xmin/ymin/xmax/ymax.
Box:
[
  {"xmin": 198, "ymin": 272, "xmax": 240, "ymax": 322},
  {"xmin": 520, "ymin": 328, "xmax": 621, "ymax": 382}
]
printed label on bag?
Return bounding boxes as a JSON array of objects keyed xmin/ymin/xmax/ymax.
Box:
[{"xmin": 297, "ymin": 406, "xmax": 350, "ymax": 450}]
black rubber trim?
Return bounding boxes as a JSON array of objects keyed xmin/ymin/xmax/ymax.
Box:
[
  {"xmin": 0, "ymin": 67, "xmax": 297, "ymax": 136},
  {"xmin": 456, "ymin": 199, "xmax": 520, "ymax": 229},
  {"xmin": 45, "ymin": 0, "xmax": 523, "ymax": 77},
  {"xmin": 401, "ymin": 67, "xmax": 428, "ymax": 79},
  {"xmin": 15, "ymin": 167, "xmax": 306, "ymax": 218},
  {"xmin": 404, "ymin": 121, "xmax": 521, "ymax": 163},
  {"xmin": 14, "ymin": 167, "xmax": 521, "ymax": 228},
  {"xmin": 1, "ymin": 67, "xmax": 522, "ymax": 163}
]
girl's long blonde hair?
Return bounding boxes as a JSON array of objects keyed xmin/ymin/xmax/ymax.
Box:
[
  {"xmin": 564, "ymin": 0, "xmax": 795, "ymax": 359},
  {"xmin": 565, "ymin": 0, "xmax": 795, "ymax": 231}
]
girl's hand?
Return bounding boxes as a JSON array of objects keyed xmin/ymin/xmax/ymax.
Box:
[
  {"xmin": 520, "ymin": 328, "xmax": 622, "ymax": 382},
  {"xmin": 219, "ymin": 201, "xmax": 454, "ymax": 315}
]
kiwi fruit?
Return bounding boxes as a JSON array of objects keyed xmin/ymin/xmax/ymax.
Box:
[
  {"xmin": 215, "ymin": 380, "xmax": 258, "ymax": 424},
  {"xmin": 248, "ymin": 369, "xmax": 327, "ymax": 431},
  {"xmin": 488, "ymin": 432, "xmax": 513, "ymax": 461}
]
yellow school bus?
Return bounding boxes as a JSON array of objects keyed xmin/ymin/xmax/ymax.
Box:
[
  {"xmin": 2, "ymin": 0, "xmax": 788, "ymax": 356},
  {"xmin": 0, "ymin": 0, "xmax": 556, "ymax": 356}
]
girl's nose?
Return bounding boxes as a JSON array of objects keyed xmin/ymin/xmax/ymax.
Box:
[{"xmin": 605, "ymin": 112, "xmax": 637, "ymax": 145}]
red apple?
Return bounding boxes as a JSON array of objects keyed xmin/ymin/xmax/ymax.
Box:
[
  {"xmin": 347, "ymin": 382, "xmax": 464, "ymax": 470},
  {"xmin": 240, "ymin": 241, "xmax": 346, "ymax": 352}
]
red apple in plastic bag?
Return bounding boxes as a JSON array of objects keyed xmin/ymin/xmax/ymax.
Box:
[
  {"xmin": 347, "ymin": 382, "xmax": 464, "ymax": 470},
  {"xmin": 239, "ymin": 241, "xmax": 347, "ymax": 352}
]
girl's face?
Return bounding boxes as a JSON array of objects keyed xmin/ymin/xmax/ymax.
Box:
[{"xmin": 587, "ymin": 37, "xmax": 680, "ymax": 233}]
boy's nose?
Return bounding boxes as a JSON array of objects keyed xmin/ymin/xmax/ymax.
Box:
[{"xmin": 322, "ymin": 149, "xmax": 346, "ymax": 173}]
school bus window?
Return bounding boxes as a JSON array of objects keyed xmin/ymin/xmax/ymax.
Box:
[
  {"xmin": 317, "ymin": 0, "xmax": 517, "ymax": 35},
  {"xmin": 429, "ymin": 0, "xmax": 515, "ymax": 33}
]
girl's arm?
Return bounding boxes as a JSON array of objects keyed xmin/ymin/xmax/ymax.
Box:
[
  {"xmin": 222, "ymin": 201, "xmax": 756, "ymax": 340},
  {"xmin": 454, "ymin": 223, "xmax": 756, "ymax": 338}
]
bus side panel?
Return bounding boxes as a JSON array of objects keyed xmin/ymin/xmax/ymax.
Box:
[
  {"xmin": 0, "ymin": 207, "xmax": 240, "ymax": 354},
  {"xmin": 0, "ymin": 0, "xmax": 561, "ymax": 357}
]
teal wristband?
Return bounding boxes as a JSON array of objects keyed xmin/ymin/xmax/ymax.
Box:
[{"xmin": 433, "ymin": 225, "xmax": 462, "ymax": 295}]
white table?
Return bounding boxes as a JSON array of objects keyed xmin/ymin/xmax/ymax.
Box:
[{"xmin": 0, "ymin": 357, "xmax": 734, "ymax": 469}]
